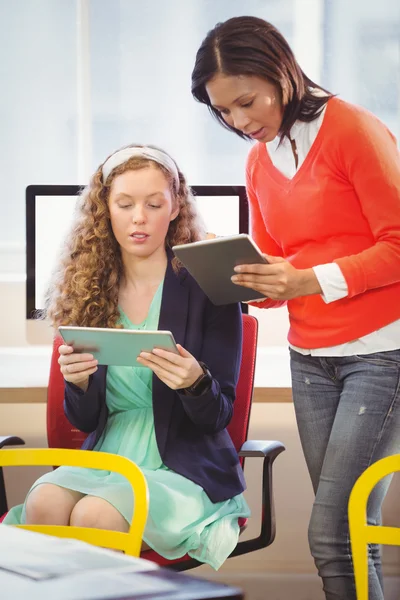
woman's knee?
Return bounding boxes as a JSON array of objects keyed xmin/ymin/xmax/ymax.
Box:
[
  {"xmin": 70, "ymin": 496, "xmax": 129, "ymax": 532},
  {"xmin": 308, "ymin": 506, "xmax": 329, "ymax": 561},
  {"xmin": 25, "ymin": 484, "xmax": 82, "ymax": 525}
]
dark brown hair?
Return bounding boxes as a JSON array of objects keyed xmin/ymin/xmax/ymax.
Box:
[{"xmin": 191, "ymin": 16, "xmax": 333, "ymax": 140}]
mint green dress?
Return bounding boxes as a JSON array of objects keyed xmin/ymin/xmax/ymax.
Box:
[{"xmin": 4, "ymin": 282, "xmax": 250, "ymax": 569}]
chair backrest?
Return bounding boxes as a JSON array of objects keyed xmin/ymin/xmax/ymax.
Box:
[
  {"xmin": 47, "ymin": 335, "xmax": 88, "ymax": 449},
  {"xmin": 348, "ymin": 454, "xmax": 400, "ymax": 600},
  {"xmin": 47, "ymin": 314, "xmax": 258, "ymax": 453},
  {"xmin": 0, "ymin": 448, "xmax": 148, "ymax": 556},
  {"xmin": 226, "ymin": 314, "xmax": 258, "ymax": 455}
]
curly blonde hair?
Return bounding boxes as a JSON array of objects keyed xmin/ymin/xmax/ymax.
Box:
[{"xmin": 45, "ymin": 144, "xmax": 206, "ymax": 328}]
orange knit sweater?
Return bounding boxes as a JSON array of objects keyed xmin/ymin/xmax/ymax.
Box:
[{"xmin": 246, "ymin": 97, "xmax": 400, "ymax": 348}]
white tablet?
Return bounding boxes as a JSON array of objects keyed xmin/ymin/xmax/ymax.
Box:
[
  {"xmin": 172, "ymin": 234, "xmax": 268, "ymax": 305},
  {"xmin": 58, "ymin": 326, "xmax": 179, "ymax": 368}
]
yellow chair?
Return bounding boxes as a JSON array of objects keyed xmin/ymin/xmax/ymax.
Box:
[
  {"xmin": 0, "ymin": 448, "xmax": 149, "ymax": 556},
  {"xmin": 348, "ymin": 454, "xmax": 400, "ymax": 600}
]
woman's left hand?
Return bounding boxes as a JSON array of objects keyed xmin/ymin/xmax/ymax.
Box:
[
  {"xmin": 137, "ymin": 344, "xmax": 204, "ymax": 390},
  {"xmin": 231, "ymin": 255, "xmax": 322, "ymax": 301}
]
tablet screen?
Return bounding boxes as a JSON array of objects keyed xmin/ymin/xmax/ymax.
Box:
[{"xmin": 58, "ymin": 327, "xmax": 178, "ymax": 368}]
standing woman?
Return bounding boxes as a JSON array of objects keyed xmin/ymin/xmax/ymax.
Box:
[{"xmin": 191, "ymin": 15, "xmax": 400, "ymax": 600}]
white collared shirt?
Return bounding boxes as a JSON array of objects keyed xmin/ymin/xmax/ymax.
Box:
[{"xmin": 265, "ymin": 108, "xmax": 400, "ymax": 356}]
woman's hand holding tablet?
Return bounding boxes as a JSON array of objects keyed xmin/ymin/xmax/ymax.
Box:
[{"xmin": 172, "ymin": 234, "xmax": 268, "ymax": 305}]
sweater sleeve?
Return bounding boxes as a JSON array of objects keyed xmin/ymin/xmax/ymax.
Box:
[
  {"xmin": 334, "ymin": 112, "xmax": 400, "ymax": 297},
  {"xmin": 245, "ymin": 155, "xmax": 287, "ymax": 309}
]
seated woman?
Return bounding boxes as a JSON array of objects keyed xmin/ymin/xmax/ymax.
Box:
[{"xmin": 4, "ymin": 144, "xmax": 250, "ymax": 569}]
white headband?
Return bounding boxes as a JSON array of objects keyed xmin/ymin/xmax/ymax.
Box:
[{"xmin": 102, "ymin": 146, "xmax": 180, "ymax": 189}]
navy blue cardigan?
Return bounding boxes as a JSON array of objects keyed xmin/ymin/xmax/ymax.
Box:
[{"xmin": 64, "ymin": 254, "xmax": 246, "ymax": 503}]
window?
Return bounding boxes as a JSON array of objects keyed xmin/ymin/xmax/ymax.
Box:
[
  {"xmin": 0, "ymin": 0, "xmax": 78, "ymax": 261},
  {"xmin": 1, "ymin": 0, "xmax": 399, "ymax": 276}
]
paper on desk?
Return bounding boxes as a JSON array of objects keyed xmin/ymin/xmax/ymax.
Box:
[
  {"xmin": 0, "ymin": 525, "xmax": 157, "ymax": 579},
  {"xmin": 0, "ymin": 525, "xmax": 177, "ymax": 600},
  {"xmin": 1, "ymin": 567, "xmax": 179, "ymax": 600},
  {"xmin": 39, "ymin": 570, "xmax": 179, "ymax": 600}
]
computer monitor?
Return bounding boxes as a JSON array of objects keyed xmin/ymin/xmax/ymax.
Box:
[{"xmin": 26, "ymin": 184, "xmax": 249, "ymax": 343}]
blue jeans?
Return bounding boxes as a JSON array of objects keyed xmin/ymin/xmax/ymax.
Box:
[{"xmin": 290, "ymin": 348, "xmax": 400, "ymax": 600}]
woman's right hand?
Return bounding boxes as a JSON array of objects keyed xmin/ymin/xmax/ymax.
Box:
[{"xmin": 58, "ymin": 345, "xmax": 98, "ymax": 392}]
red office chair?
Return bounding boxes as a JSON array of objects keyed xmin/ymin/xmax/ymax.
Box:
[{"xmin": 0, "ymin": 314, "xmax": 285, "ymax": 570}]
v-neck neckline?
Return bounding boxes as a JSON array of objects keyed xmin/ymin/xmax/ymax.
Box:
[
  {"xmin": 119, "ymin": 279, "xmax": 164, "ymax": 329},
  {"xmin": 259, "ymin": 96, "xmax": 336, "ymax": 189}
]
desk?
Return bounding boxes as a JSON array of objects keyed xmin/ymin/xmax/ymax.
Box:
[
  {"xmin": 0, "ymin": 385, "xmax": 292, "ymax": 404},
  {"xmin": 0, "ymin": 526, "xmax": 243, "ymax": 600}
]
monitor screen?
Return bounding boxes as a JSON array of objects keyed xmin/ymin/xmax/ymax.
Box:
[{"xmin": 26, "ymin": 185, "xmax": 248, "ymax": 317}]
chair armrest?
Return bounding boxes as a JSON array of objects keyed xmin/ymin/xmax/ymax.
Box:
[
  {"xmin": 0, "ymin": 436, "xmax": 25, "ymax": 449},
  {"xmin": 239, "ymin": 439, "xmax": 284, "ymax": 459},
  {"xmin": 230, "ymin": 438, "xmax": 285, "ymax": 558},
  {"xmin": 0, "ymin": 436, "xmax": 25, "ymax": 514}
]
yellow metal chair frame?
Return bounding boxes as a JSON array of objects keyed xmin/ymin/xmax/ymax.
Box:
[
  {"xmin": 349, "ymin": 454, "xmax": 400, "ymax": 600},
  {"xmin": 0, "ymin": 448, "xmax": 149, "ymax": 557}
]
